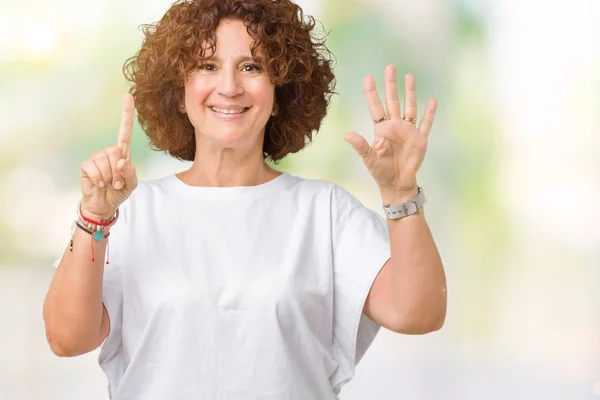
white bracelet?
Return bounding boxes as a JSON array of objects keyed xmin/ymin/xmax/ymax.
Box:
[{"xmin": 382, "ymin": 187, "xmax": 426, "ymax": 219}]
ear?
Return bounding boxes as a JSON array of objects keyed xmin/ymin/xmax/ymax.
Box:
[
  {"xmin": 271, "ymin": 102, "xmax": 279, "ymax": 116},
  {"xmin": 179, "ymin": 103, "xmax": 186, "ymax": 114}
]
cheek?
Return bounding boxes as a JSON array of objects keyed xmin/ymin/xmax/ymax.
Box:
[
  {"xmin": 185, "ymin": 77, "xmax": 213, "ymax": 104},
  {"xmin": 247, "ymin": 80, "xmax": 275, "ymax": 108}
]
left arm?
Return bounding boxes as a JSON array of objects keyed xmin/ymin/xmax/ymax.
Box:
[
  {"xmin": 344, "ymin": 65, "xmax": 447, "ymax": 334},
  {"xmin": 364, "ymin": 187, "xmax": 446, "ymax": 334}
]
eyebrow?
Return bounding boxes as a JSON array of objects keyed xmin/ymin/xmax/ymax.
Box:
[{"xmin": 205, "ymin": 55, "xmax": 259, "ymax": 63}]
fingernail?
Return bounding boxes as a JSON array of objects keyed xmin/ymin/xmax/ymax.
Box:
[
  {"xmin": 99, "ymin": 181, "xmax": 105, "ymax": 188},
  {"xmin": 113, "ymin": 180, "xmax": 123, "ymax": 189}
]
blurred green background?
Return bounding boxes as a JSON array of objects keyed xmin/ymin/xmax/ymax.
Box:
[{"xmin": 1, "ymin": 0, "xmax": 599, "ymax": 399}]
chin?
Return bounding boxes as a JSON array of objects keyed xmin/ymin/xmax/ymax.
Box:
[{"xmin": 209, "ymin": 130, "xmax": 256, "ymax": 148}]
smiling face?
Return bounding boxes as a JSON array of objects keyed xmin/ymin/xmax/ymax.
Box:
[{"xmin": 183, "ymin": 19, "xmax": 276, "ymax": 152}]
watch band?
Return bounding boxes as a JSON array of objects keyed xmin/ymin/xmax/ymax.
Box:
[{"xmin": 382, "ymin": 187, "xmax": 426, "ymax": 219}]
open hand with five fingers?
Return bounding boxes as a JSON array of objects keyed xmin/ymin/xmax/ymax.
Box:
[
  {"xmin": 79, "ymin": 93, "xmax": 138, "ymax": 221},
  {"xmin": 344, "ymin": 65, "xmax": 437, "ymax": 198}
]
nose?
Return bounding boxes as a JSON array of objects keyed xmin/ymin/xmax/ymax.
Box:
[{"xmin": 217, "ymin": 68, "xmax": 243, "ymax": 97}]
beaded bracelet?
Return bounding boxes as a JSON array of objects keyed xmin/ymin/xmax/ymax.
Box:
[
  {"xmin": 70, "ymin": 201, "xmax": 119, "ymax": 264},
  {"xmin": 76, "ymin": 201, "xmax": 119, "ymax": 240},
  {"xmin": 75, "ymin": 220, "xmax": 111, "ymax": 239}
]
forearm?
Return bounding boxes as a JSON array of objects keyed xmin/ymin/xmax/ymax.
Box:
[
  {"xmin": 382, "ymin": 188, "xmax": 447, "ymax": 331},
  {"xmin": 43, "ymin": 227, "xmax": 107, "ymax": 355}
]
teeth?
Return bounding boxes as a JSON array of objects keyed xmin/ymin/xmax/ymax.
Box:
[{"xmin": 210, "ymin": 106, "xmax": 247, "ymax": 114}]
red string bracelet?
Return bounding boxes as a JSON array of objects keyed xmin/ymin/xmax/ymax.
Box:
[{"xmin": 71, "ymin": 201, "xmax": 120, "ymax": 264}]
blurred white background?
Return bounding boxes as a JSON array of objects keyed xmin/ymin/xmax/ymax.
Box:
[{"xmin": 0, "ymin": 0, "xmax": 598, "ymax": 399}]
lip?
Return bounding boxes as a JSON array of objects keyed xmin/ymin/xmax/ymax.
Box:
[
  {"xmin": 208, "ymin": 105, "xmax": 250, "ymax": 121},
  {"xmin": 209, "ymin": 104, "xmax": 247, "ymax": 109}
]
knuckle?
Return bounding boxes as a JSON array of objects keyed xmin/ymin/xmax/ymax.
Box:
[
  {"xmin": 85, "ymin": 168, "xmax": 100, "ymax": 181},
  {"xmin": 83, "ymin": 159, "xmax": 100, "ymax": 174},
  {"xmin": 80, "ymin": 159, "xmax": 92, "ymax": 170},
  {"xmin": 100, "ymin": 165, "xmax": 113, "ymax": 177},
  {"xmin": 91, "ymin": 151, "xmax": 108, "ymax": 162},
  {"xmin": 106, "ymin": 148, "xmax": 122, "ymax": 163},
  {"xmin": 106, "ymin": 144, "xmax": 121, "ymax": 156},
  {"xmin": 91, "ymin": 158, "xmax": 105, "ymax": 171}
]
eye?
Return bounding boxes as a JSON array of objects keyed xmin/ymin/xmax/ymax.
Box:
[
  {"xmin": 197, "ymin": 63, "xmax": 216, "ymax": 71},
  {"xmin": 242, "ymin": 64, "xmax": 262, "ymax": 72}
]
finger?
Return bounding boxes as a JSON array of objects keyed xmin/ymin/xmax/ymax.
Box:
[
  {"xmin": 91, "ymin": 152, "xmax": 113, "ymax": 188},
  {"xmin": 116, "ymin": 158, "xmax": 138, "ymax": 190},
  {"xmin": 384, "ymin": 65, "xmax": 401, "ymax": 120},
  {"xmin": 363, "ymin": 75, "xmax": 387, "ymax": 122},
  {"xmin": 117, "ymin": 93, "xmax": 135, "ymax": 161},
  {"xmin": 403, "ymin": 73, "xmax": 417, "ymax": 120},
  {"xmin": 343, "ymin": 132, "xmax": 371, "ymax": 158},
  {"xmin": 105, "ymin": 145, "xmax": 124, "ymax": 189},
  {"xmin": 80, "ymin": 159, "xmax": 105, "ymax": 188},
  {"xmin": 418, "ymin": 98, "xmax": 438, "ymax": 136}
]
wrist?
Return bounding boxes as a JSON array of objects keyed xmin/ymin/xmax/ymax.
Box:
[
  {"xmin": 80, "ymin": 206, "xmax": 117, "ymax": 222},
  {"xmin": 379, "ymin": 185, "xmax": 419, "ymax": 204}
]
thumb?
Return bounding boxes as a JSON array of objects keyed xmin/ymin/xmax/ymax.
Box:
[
  {"xmin": 343, "ymin": 132, "xmax": 371, "ymax": 157},
  {"xmin": 116, "ymin": 158, "xmax": 138, "ymax": 189}
]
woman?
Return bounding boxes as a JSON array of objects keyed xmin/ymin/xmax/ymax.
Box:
[{"xmin": 43, "ymin": 0, "xmax": 447, "ymax": 399}]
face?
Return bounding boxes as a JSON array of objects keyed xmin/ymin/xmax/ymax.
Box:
[{"xmin": 183, "ymin": 19, "xmax": 276, "ymax": 151}]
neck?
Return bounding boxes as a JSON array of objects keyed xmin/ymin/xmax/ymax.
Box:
[{"xmin": 178, "ymin": 143, "xmax": 278, "ymax": 187}]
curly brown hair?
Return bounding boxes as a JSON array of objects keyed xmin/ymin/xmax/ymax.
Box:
[{"xmin": 123, "ymin": 0, "xmax": 336, "ymax": 162}]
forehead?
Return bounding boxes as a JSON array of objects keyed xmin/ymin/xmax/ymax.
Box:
[{"xmin": 212, "ymin": 19, "xmax": 255, "ymax": 56}]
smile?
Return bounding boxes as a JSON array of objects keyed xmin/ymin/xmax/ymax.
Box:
[{"xmin": 209, "ymin": 106, "xmax": 250, "ymax": 115}]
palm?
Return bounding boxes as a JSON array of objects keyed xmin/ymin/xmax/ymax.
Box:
[
  {"xmin": 367, "ymin": 119, "xmax": 428, "ymax": 188},
  {"xmin": 344, "ymin": 65, "xmax": 437, "ymax": 192}
]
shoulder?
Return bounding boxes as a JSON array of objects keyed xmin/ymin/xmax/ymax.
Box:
[
  {"xmin": 132, "ymin": 174, "xmax": 174, "ymax": 197},
  {"xmin": 284, "ymin": 173, "xmax": 369, "ymax": 215},
  {"xmin": 118, "ymin": 174, "xmax": 175, "ymax": 217},
  {"xmin": 284, "ymin": 173, "xmax": 336, "ymax": 193},
  {"xmin": 284, "ymin": 173, "xmax": 356, "ymax": 204}
]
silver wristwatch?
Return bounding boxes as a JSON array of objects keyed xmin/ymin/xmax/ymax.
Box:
[{"xmin": 382, "ymin": 187, "xmax": 426, "ymax": 219}]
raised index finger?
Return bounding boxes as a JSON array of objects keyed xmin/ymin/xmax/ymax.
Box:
[{"xmin": 117, "ymin": 93, "xmax": 135, "ymax": 161}]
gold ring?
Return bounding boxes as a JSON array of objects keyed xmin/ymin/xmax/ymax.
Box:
[
  {"xmin": 402, "ymin": 116, "xmax": 417, "ymax": 124},
  {"xmin": 373, "ymin": 115, "xmax": 387, "ymax": 124},
  {"xmin": 359, "ymin": 147, "xmax": 371, "ymax": 158}
]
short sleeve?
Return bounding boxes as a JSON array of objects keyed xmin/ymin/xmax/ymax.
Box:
[{"xmin": 329, "ymin": 185, "xmax": 391, "ymax": 394}]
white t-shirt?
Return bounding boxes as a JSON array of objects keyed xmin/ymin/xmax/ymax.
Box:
[{"xmin": 55, "ymin": 172, "xmax": 391, "ymax": 400}]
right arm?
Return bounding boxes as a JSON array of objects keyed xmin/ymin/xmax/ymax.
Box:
[
  {"xmin": 43, "ymin": 228, "xmax": 112, "ymax": 357},
  {"xmin": 43, "ymin": 93, "xmax": 138, "ymax": 357}
]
